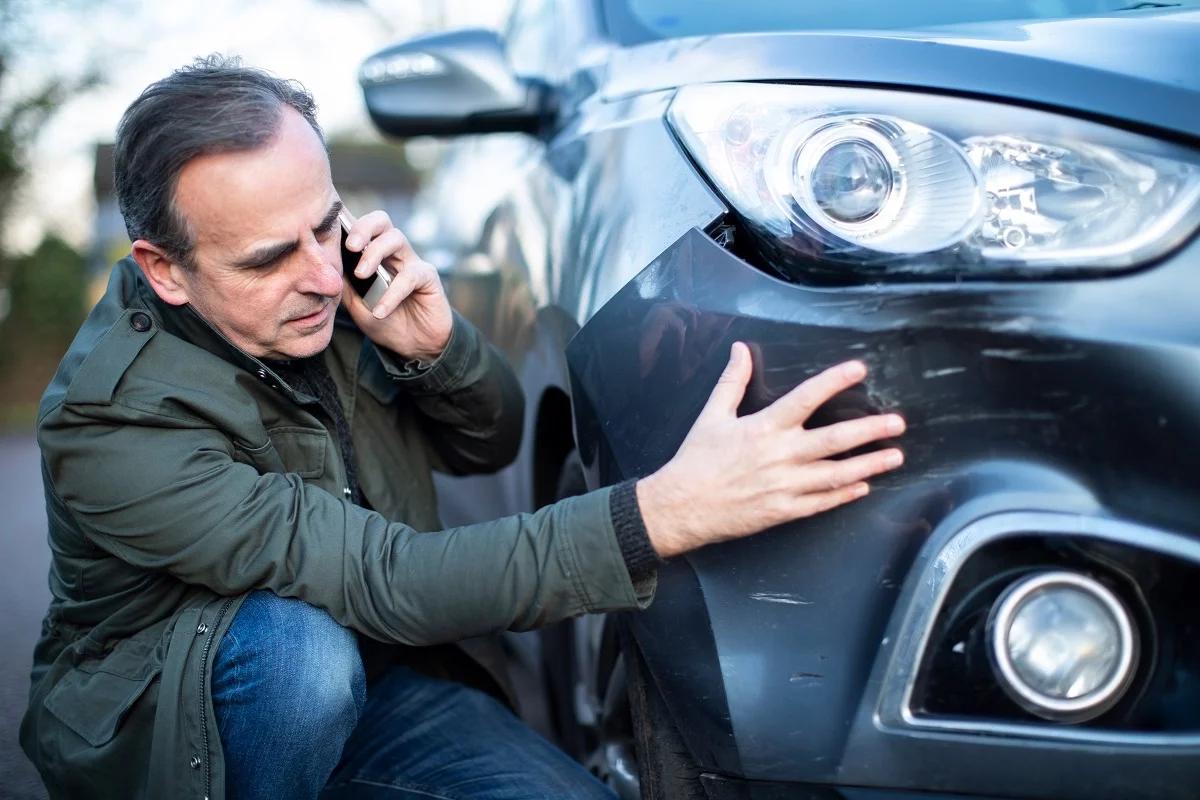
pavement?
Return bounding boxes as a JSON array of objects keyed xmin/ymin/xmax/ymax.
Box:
[{"xmin": 0, "ymin": 433, "xmax": 50, "ymax": 800}]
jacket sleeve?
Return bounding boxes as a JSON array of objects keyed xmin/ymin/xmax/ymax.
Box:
[
  {"xmin": 375, "ymin": 312, "xmax": 525, "ymax": 476},
  {"xmin": 38, "ymin": 401, "xmax": 652, "ymax": 645}
]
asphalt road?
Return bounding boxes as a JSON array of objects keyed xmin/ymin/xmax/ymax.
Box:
[{"xmin": 0, "ymin": 433, "xmax": 50, "ymax": 800}]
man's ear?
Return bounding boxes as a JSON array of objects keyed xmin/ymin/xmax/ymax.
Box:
[{"xmin": 130, "ymin": 240, "xmax": 191, "ymax": 306}]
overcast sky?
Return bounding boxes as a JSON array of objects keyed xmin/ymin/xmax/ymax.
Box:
[{"xmin": 6, "ymin": 0, "xmax": 511, "ymax": 252}]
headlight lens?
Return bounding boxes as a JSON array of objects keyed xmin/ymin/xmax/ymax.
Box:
[
  {"xmin": 809, "ymin": 138, "xmax": 893, "ymax": 224},
  {"xmin": 987, "ymin": 571, "xmax": 1138, "ymax": 723},
  {"xmin": 667, "ymin": 84, "xmax": 1200, "ymax": 278},
  {"xmin": 778, "ymin": 114, "xmax": 982, "ymax": 255}
]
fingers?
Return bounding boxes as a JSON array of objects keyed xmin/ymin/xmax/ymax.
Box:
[
  {"xmin": 797, "ymin": 413, "xmax": 906, "ymax": 461},
  {"xmin": 342, "ymin": 210, "xmax": 419, "ymax": 279},
  {"xmin": 338, "ymin": 207, "xmax": 439, "ymax": 320},
  {"xmin": 793, "ymin": 482, "xmax": 871, "ymax": 518},
  {"xmin": 369, "ymin": 260, "xmax": 439, "ymax": 320},
  {"xmin": 342, "ymin": 210, "xmax": 396, "ymax": 251},
  {"xmin": 355, "ymin": 228, "xmax": 415, "ymax": 280},
  {"xmin": 697, "ymin": 342, "xmax": 752, "ymax": 423},
  {"xmin": 342, "ymin": 258, "xmax": 439, "ymax": 322},
  {"xmin": 763, "ymin": 360, "xmax": 868, "ymax": 426},
  {"xmin": 793, "ymin": 448, "xmax": 904, "ymax": 494}
]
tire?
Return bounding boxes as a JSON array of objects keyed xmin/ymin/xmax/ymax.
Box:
[
  {"xmin": 621, "ymin": 624, "xmax": 706, "ymax": 800},
  {"xmin": 541, "ymin": 451, "xmax": 591, "ymax": 759},
  {"xmin": 542, "ymin": 452, "xmax": 704, "ymax": 799}
]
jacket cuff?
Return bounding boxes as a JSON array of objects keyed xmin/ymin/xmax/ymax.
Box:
[
  {"xmin": 376, "ymin": 311, "xmax": 473, "ymax": 393},
  {"xmin": 609, "ymin": 478, "xmax": 663, "ymax": 584},
  {"xmin": 560, "ymin": 487, "xmax": 657, "ymax": 613}
]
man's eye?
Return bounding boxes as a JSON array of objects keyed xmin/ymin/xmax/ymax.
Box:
[{"xmin": 239, "ymin": 255, "xmax": 287, "ymax": 274}]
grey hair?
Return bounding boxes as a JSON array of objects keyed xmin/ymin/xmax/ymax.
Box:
[{"xmin": 114, "ymin": 54, "xmax": 325, "ymax": 269}]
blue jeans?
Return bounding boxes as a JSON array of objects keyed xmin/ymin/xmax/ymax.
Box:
[{"xmin": 212, "ymin": 591, "xmax": 615, "ymax": 800}]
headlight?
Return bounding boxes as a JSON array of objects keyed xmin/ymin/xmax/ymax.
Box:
[
  {"xmin": 667, "ymin": 84, "xmax": 1200, "ymax": 279},
  {"xmin": 778, "ymin": 114, "xmax": 982, "ymax": 254},
  {"xmin": 987, "ymin": 571, "xmax": 1138, "ymax": 723}
]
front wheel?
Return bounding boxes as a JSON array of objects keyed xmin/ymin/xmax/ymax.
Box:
[
  {"xmin": 542, "ymin": 452, "xmax": 704, "ymax": 799},
  {"xmin": 569, "ymin": 616, "xmax": 706, "ymax": 800},
  {"xmin": 620, "ymin": 625, "xmax": 706, "ymax": 800}
]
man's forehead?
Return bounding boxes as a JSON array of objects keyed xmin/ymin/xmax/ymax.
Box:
[{"xmin": 173, "ymin": 110, "xmax": 334, "ymax": 253}]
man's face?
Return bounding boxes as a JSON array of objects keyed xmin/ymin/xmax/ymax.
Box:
[{"xmin": 170, "ymin": 108, "xmax": 344, "ymax": 360}]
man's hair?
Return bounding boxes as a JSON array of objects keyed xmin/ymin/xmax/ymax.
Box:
[{"xmin": 114, "ymin": 54, "xmax": 325, "ymax": 269}]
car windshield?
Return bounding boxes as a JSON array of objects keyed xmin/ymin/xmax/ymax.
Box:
[{"xmin": 601, "ymin": 0, "xmax": 1196, "ymax": 44}]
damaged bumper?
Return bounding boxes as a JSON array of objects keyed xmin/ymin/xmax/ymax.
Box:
[{"xmin": 566, "ymin": 227, "xmax": 1200, "ymax": 798}]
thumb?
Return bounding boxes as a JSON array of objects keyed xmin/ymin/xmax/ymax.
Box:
[{"xmin": 698, "ymin": 341, "xmax": 752, "ymax": 422}]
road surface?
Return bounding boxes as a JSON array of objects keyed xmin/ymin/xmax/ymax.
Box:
[{"xmin": 0, "ymin": 433, "xmax": 50, "ymax": 800}]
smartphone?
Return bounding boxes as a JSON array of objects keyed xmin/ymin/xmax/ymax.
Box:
[{"xmin": 338, "ymin": 207, "xmax": 392, "ymax": 310}]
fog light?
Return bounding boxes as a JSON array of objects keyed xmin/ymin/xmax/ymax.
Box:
[{"xmin": 987, "ymin": 571, "xmax": 1137, "ymax": 723}]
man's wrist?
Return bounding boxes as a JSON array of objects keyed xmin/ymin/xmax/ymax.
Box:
[
  {"xmin": 379, "ymin": 330, "xmax": 451, "ymax": 365},
  {"xmin": 635, "ymin": 467, "xmax": 696, "ymax": 560}
]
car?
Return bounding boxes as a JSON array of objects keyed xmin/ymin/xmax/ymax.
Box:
[{"xmin": 355, "ymin": 2, "xmax": 1200, "ymax": 798}]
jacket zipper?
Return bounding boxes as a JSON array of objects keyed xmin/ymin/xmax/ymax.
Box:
[{"xmin": 199, "ymin": 597, "xmax": 236, "ymax": 799}]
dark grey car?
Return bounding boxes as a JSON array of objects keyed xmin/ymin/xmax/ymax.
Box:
[{"xmin": 357, "ymin": 2, "xmax": 1200, "ymax": 798}]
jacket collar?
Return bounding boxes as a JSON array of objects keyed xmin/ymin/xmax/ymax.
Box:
[{"xmin": 114, "ymin": 256, "xmax": 324, "ymax": 406}]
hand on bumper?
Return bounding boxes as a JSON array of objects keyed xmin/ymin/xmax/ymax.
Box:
[{"xmin": 637, "ymin": 342, "xmax": 905, "ymax": 558}]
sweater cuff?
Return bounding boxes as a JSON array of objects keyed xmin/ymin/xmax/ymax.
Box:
[{"xmin": 609, "ymin": 478, "xmax": 663, "ymax": 583}]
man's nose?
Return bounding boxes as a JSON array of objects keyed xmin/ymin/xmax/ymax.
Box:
[{"xmin": 296, "ymin": 240, "xmax": 344, "ymax": 298}]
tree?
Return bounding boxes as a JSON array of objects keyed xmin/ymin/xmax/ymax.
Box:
[
  {"xmin": 0, "ymin": 234, "xmax": 88, "ymax": 411},
  {"xmin": 0, "ymin": 0, "xmax": 100, "ymax": 249},
  {"xmin": 0, "ymin": 0, "xmax": 101, "ymax": 418}
]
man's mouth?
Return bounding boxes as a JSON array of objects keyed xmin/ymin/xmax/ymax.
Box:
[{"xmin": 289, "ymin": 302, "xmax": 333, "ymax": 328}]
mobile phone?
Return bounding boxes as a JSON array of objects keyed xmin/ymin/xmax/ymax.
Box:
[{"xmin": 338, "ymin": 207, "xmax": 392, "ymax": 310}]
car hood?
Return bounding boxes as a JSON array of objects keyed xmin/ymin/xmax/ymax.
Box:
[{"xmin": 599, "ymin": 7, "xmax": 1200, "ymax": 140}]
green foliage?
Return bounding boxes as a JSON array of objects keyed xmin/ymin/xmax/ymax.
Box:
[
  {"xmin": 0, "ymin": 0, "xmax": 104, "ymax": 418},
  {"xmin": 0, "ymin": 234, "xmax": 87, "ymax": 411},
  {"xmin": 0, "ymin": 0, "xmax": 102, "ymax": 254},
  {"xmin": 4, "ymin": 234, "xmax": 86, "ymax": 337}
]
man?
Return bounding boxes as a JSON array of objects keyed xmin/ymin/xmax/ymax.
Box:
[{"xmin": 20, "ymin": 57, "xmax": 906, "ymax": 799}]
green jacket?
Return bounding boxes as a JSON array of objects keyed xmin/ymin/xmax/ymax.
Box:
[{"xmin": 21, "ymin": 257, "xmax": 653, "ymax": 799}]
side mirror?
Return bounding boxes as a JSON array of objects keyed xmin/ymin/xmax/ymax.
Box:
[{"xmin": 359, "ymin": 28, "xmax": 547, "ymax": 137}]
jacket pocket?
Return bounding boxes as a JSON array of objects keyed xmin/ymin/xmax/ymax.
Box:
[
  {"xmin": 232, "ymin": 426, "xmax": 328, "ymax": 479},
  {"xmin": 267, "ymin": 425, "xmax": 328, "ymax": 479},
  {"xmin": 43, "ymin": 658, "xmax": 161, "ymax": 747}
]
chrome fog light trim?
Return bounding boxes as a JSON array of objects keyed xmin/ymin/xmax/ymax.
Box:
[{"xmin": 988, "ymin": 571, "xmax": 1137, "ymax": 723}]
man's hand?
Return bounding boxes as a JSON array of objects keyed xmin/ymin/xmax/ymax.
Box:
[
  {"xmin": 637, "ymin": 342, "xmax": 905, "ymax": 558},
  {"xmin": 340, "ymin": 210, "xmax": 453, "ymax": 362}
]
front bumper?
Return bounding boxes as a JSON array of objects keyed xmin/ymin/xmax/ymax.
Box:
[{"xmin": 565, "ymin": 227, "xmax": 1200, "ymax": 799}]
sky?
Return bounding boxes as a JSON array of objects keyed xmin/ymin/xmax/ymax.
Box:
[{"xmin": 4, "ymin": 0, "xmax": 511, "ymax": 252}]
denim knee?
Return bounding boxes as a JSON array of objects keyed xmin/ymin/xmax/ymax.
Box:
[{"xmin": 214, "ymin": 591, "xmax": 366, "ymax": 737}]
